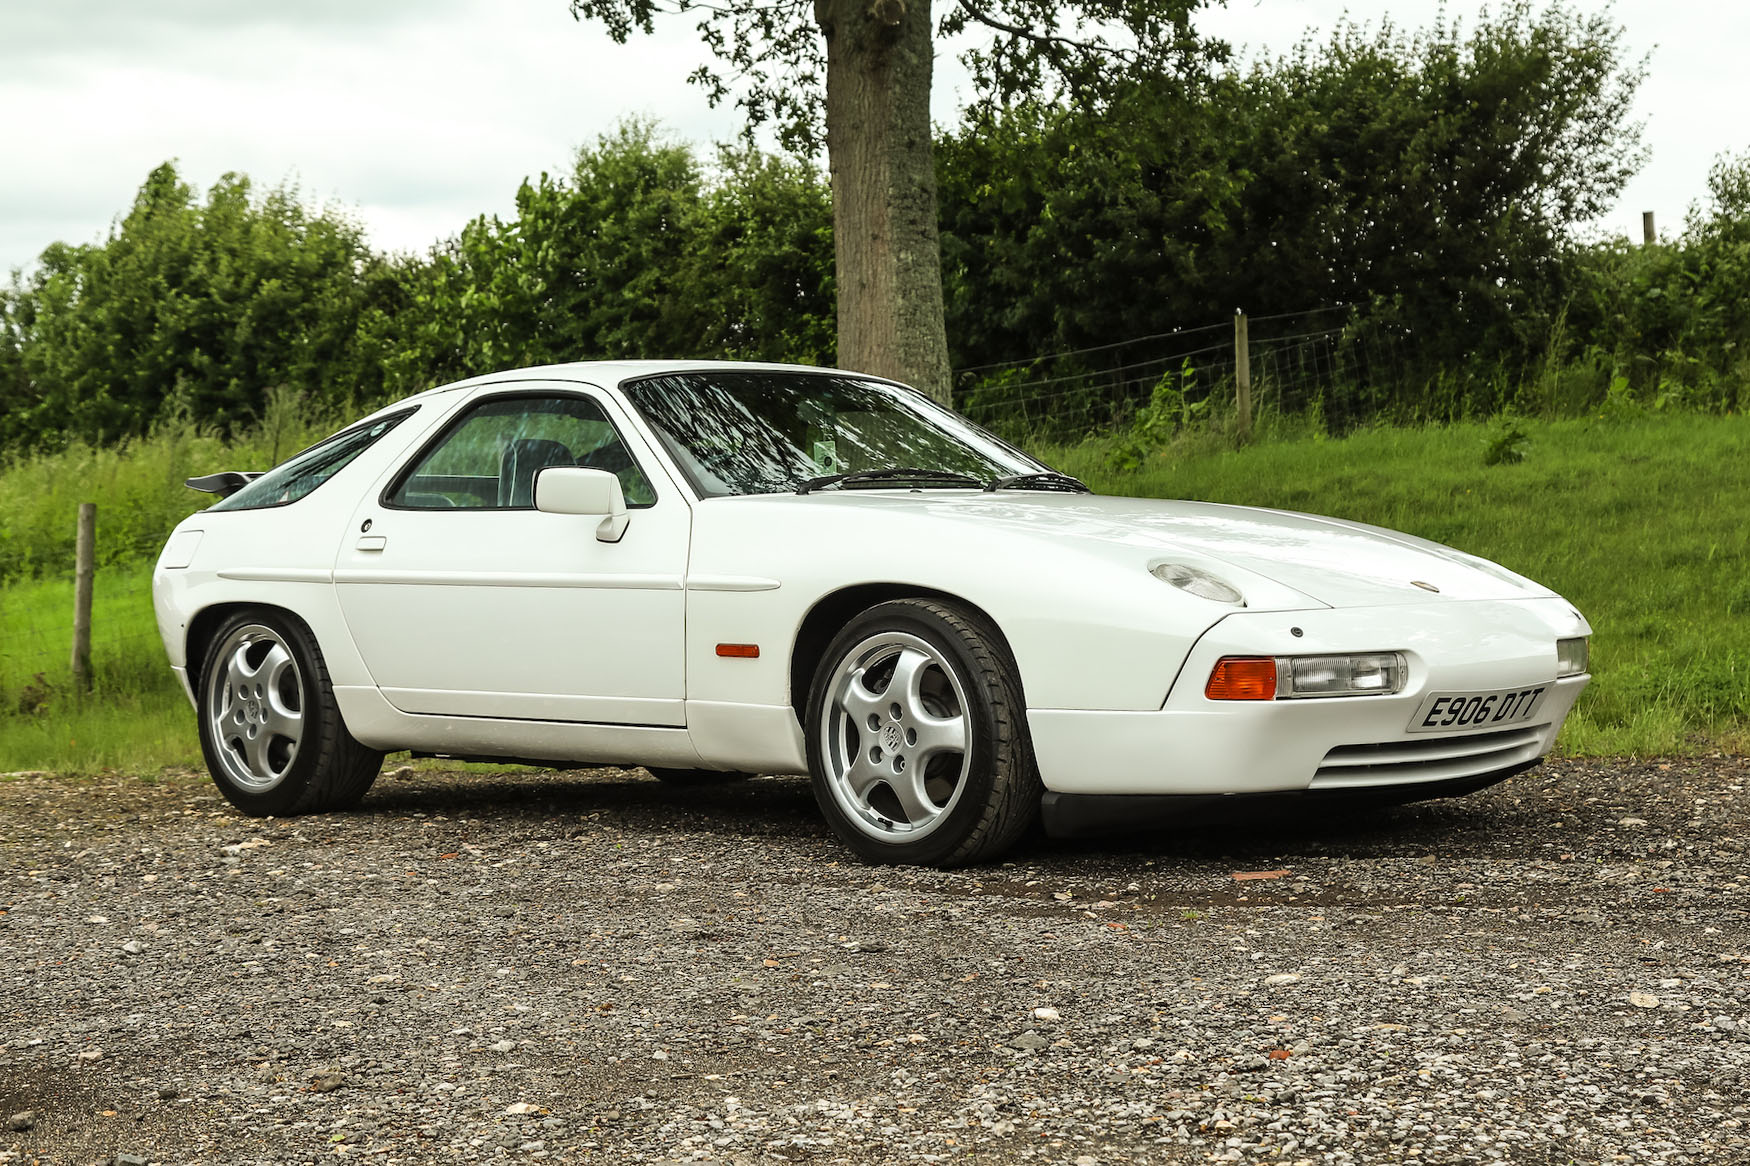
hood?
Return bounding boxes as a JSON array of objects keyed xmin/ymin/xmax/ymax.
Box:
[{"xmin": 771, "ymin": 491, "xmax": 1551, "ymax": 609}]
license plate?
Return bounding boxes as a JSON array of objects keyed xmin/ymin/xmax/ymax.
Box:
[{"xmin": 1408, "ymin": 685, "xmax": 1548, "ymax": 734}]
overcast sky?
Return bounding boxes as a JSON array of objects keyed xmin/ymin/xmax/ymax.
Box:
[{"xmin": 2, "ymin": 0, "xmax": 1743, "ymax": 277}]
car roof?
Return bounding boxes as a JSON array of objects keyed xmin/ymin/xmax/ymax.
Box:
[{"xmin": 381, "ymin": 359, "xmax": 883, "ymax": 411}]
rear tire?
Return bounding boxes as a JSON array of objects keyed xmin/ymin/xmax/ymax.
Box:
[
  {"xmin": 196, "ymin": 610, "xmax": 382, "ymax": 817},
  {"xmin": 805, "ymin": 599, "xmax": 1039, "ymax": 867}
]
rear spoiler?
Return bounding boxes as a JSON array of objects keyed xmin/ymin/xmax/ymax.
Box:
[{"xmin": 185, "ymin": 471, "xmax": 263, "ymax": 499}]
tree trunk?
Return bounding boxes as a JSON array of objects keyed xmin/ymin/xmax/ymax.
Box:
[{"xmin": 814, "ymin": 0, "xmax": 953, "ymax": 405}]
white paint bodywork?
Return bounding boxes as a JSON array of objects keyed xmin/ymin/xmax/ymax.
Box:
[{"xmin": 154, "ymin": 360, "xmax": 1592, "ymax": 797}]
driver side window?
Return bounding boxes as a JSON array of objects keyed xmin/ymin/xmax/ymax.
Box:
[{"xmin": 387, "ymin": 394, "xmax": 656, "ymax": 509}]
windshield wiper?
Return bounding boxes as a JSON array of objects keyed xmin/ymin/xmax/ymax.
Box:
[
  {"xmin": 984, "ymin": 472, "xmax": 1091, "ymax": 493},
  {"xmin": 796, "ymin": 468, "xmax": 987, "ymax": 495}
]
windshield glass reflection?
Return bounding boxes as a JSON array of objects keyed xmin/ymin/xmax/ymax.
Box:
[{"xmin": 621, "ymin": 372, "xmax": 1047, "ymax": 498}]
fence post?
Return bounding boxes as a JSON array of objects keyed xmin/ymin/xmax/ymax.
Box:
[
  {"xmin": 1233, "ymin": 309, "xmax": 1253, "ymax": 441},
  {"xmin": 72, "ymin": 502, "xmax": 96, "ymax": 692},
  {"xmin": 1642, "ymin": 211, "xmax": 1656, "ymax": 246}
]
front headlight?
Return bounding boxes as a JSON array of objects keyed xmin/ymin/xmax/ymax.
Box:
[
  {"xmin": 1282, "ymin": 652, "xmax": 1407, "ymax": 698},
  {"xmin": 1205, "ymin": 652, "xmax": 1408, "ymax": 700},
  {"xmin": 1557, "ymin": 636, "xmax": 1590, "ymax": 677},
  {"xmin": 1151, "ymin": 562, "xmax": 1245, "ymax": 606}
]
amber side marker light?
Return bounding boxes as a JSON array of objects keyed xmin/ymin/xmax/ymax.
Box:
[
  {"xmin": 1205, "ymin": 657, "xmax": 1277, "ymax": 700},
  {"xmin": 716, "ymin": 643, "xmax": 760, "ymax": 659}
]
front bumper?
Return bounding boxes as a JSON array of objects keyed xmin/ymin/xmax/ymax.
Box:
[
  {"xmin": 1027, "ymin": 597, "xmax": 1590, "ymax": 796},
  {"xmin": 170, "ymin": 665, "xmax": 196, "ymax": 709}
]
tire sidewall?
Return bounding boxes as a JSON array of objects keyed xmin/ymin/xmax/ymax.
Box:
[
  {"xmin": 805, "ymin": 601, "xmax": 1011, "ymax": 866},
  {"xmin": 196, "ymin": 610, "xmax": 329, "ymax": 817}
]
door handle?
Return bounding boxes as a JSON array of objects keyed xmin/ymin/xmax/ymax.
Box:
[{"xmin": 356, "ymin": 535, "xmax": 387, "ymax": 552}]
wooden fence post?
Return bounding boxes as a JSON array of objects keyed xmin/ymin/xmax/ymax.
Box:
[
  {"xmin": 1233, "ymin": 309, "xmax": 1253, "ymax": 441},
  {"xmin": 1643, "ymin": 211, "xmax": 1656, "ymax": 246},
  {"xmin": 72, "ymin": 502, "xmax": 96, "ymax": 692}
]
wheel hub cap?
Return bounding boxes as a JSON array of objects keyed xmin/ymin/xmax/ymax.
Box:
[
  {"xmin": 820, "ymin": 631, "xmax": 971, "ymax": 843},
  {"xmin": 205, "ymin": 624, "xmax": 305, "ymax": 793}
]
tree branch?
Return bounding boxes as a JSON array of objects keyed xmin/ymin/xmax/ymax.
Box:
[{"xmin": 950, "ymin": 0, "xmax": 1135, "ymax": 62}]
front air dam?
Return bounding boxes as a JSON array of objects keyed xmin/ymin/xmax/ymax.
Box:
[{"xmin": 1038, "ymin": 760, "xmax": 1538, "ymax": 838}]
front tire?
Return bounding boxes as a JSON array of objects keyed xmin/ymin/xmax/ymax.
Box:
[
  {"xmin": 805, "ymin": 599, "xmax": 1039, "ymax": 866},
  {"xmin": 196, "ymin": 610, "xmax": 383, "ymax": 817}
]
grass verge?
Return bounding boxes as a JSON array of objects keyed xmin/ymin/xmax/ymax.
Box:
[
  {"xmin": 0, "ymin": 566, "xmax": 198, "ymax": 771},
  {"xmin": 2, "ymin": 409, "xmax": 1745, "ymax": 771}
]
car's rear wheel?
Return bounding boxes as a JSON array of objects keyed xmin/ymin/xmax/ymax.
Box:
[
  {"xmin": 197, "ymin": 610, "xmax": 383, "ymax": 817},
  {"xmin": 806, "ymin": 599, "xmax": 1039, "ymax": 867},
  {"xmin": 646, "ymin": 767, "xmax": 754, "ymax": 785}
]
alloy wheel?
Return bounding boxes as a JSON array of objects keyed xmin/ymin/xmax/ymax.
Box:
[{"xmin": 819, "ymin": 631, "xmax": 972, "ymax": 842}]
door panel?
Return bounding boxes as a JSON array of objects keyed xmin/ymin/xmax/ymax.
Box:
[{"xmin": 332, "ymin": 386, "xmax": 690, "ymax": 725}]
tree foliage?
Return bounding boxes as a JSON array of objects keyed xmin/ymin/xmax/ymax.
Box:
[
  {"xmin": 0, "ymin": 164, "xmax": 391, "ymax": 451},
  {"xmin": 0, "ymin": 131, "xmax": 833, "ymax": 454},
  {"xmin": 566, "ymin": 0, "xmax": 1216, "ymax": 154},
  {"xmin": 10, "ymin": 2, "xmax": 1745, "ymax": 457},
  {"xmin": 565, "ymin": 0, "xmax": 1218, "ymax": 402},
  {"xmin": 1556, "ymin": 151, "xmax": 1750, "ymax": 413},
  {"xmin": 369, "ymin": 122, "xmax": 835, "ymax": 398},
  {"xmin": 1239, "ymin": 1, "xmax": 1644, "ymax": 367},
  {"xmin": 939, "ymin": 0, "xmax": 1648, "ymax": 422}
]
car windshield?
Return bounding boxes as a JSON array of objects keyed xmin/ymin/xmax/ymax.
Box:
[{"xmin": 621, "ymin": 371, "xmax": 1046, "ymax": 498}]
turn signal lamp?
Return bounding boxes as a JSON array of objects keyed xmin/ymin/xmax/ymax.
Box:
[
  {"xmin": 1206, "ymin": 653, "xmax": 1408, "ymax": 700},
  {"xmin": 1205, "ymin": 657, "xmax": 1277, "ymax": 700},
  {"xmin": 1556, "ymin": 636, "xmax": 1589, "ymax": 677}
]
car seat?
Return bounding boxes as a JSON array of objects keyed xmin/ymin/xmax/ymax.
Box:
[{"xmin": 498, "ymin": 438, "xmax": 576, "ymax": 508}]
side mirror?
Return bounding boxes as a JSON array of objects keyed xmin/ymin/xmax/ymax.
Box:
[{"xmin": 534, "ymin": 467, "xmax": 629, "ymax": 543}]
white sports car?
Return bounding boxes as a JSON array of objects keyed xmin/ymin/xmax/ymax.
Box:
[{"xmin": 154, "ymin": 361, "xmax": 1591, "ymax": 866}]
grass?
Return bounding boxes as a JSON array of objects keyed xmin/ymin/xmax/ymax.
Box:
[
  {"xmin": 0, "ymin": 398, "xmax": 338, "ymax": 772},
  {"xmin": 1049, "ymin": 410, "xmax": 1750, "ymax": 755},
  {"xmin": 1, "ymin": 408, "xmax": 1745, "ymax": 771},
  {"xmin": 0, "ymin": 399, "xmax": 337, "ymax": 582},
  {"xmin": 0, "ymin": 566, "xmax": 200, "ymax": 771},
  {"xmin": 0, "ymin": 689, "xmax": 199, "ymax": 773}
]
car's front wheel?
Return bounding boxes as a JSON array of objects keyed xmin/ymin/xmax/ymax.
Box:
[
  {"xmin": 806, "ymin": 599, "xmax": 1040, "ymax": 866},
  {"xmin": 197, "ymin": 610, "xmax": 383, "ymax": 817}
]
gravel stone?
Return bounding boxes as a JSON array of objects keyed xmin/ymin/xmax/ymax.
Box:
[{"xmin": 1, "ymin": 756, "xmax": 1746, "ymax": 1163}]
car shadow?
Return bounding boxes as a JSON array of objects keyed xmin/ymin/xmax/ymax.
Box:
[
  {"xmin": 355, "ymin": 768, "xmax": 826, "ymax": 837},
  {"xmin": 347, "ymin": 765, "xmax": 1526, "ymax": 870}
]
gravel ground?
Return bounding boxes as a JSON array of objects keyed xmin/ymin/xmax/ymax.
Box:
[{"xmin": 2, "ymin": 755, "xmax": 1747, "ymax": 1166}]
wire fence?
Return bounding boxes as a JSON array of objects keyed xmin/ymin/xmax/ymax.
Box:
[{"xmin": 954, "ymin": 305, "xmax": 1413, "ymax": 441}]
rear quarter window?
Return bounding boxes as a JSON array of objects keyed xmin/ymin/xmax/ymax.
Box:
[{"xmin": 208, "ymin": 409, "xmax": 416, "ymax": 512}]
